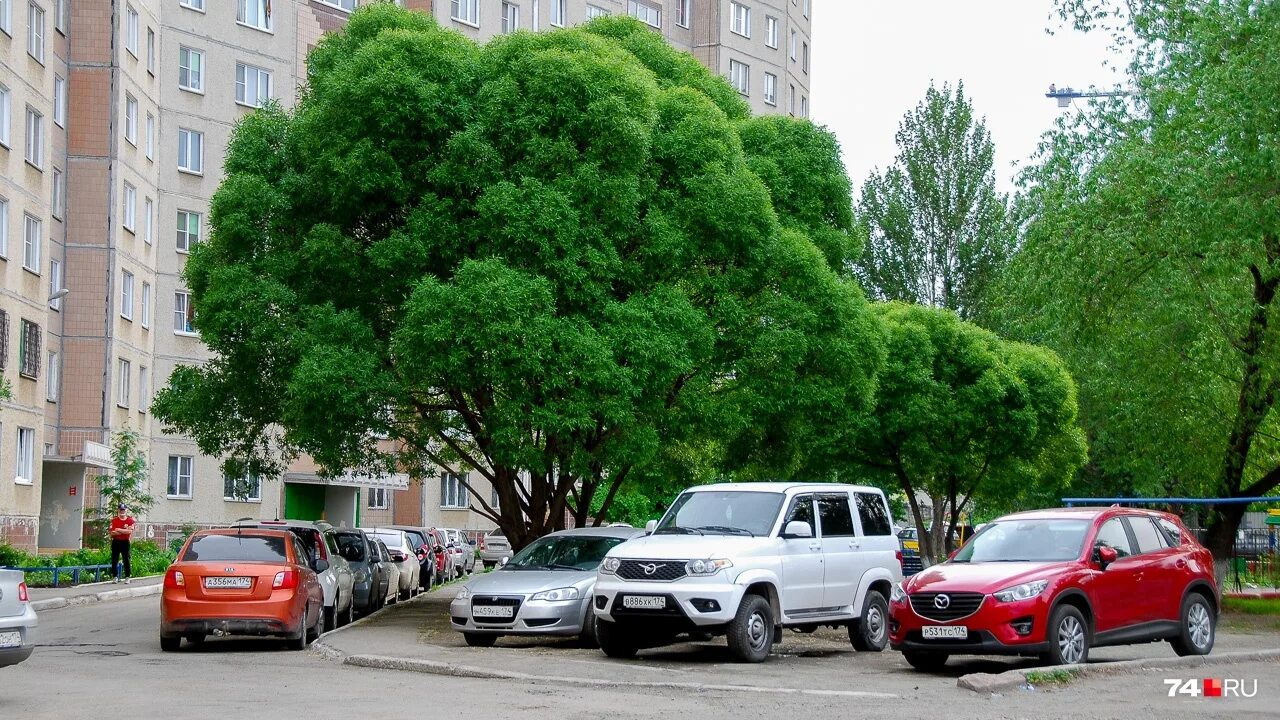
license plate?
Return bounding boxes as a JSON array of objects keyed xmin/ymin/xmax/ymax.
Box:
[
  {"xmin": 472, "ymin": 605, "xmax": 515, "ymax": 618},
  {"xmin": 0, "ymin": 631, "xmax": 21, "ymax": 649},
  {"xmin": 204, "ymin": 576, "xmax": 252, "ymax": 589},
  {"xmin": 621, "ymin": 595, "xmax": 666, "ymax": 610},
  {"xmin": 921, "ymin": 625, "xmax": 968, "ymax": 640}
]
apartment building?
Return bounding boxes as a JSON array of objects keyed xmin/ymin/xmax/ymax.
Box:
[{"xmin": 0, "ymin": 0, "xmax": 813, "ymax": 553}]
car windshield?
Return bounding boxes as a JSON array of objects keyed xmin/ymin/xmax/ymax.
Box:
[
  {"xmin": 183, "ymin": 534, "xmax": 288, "ymax": 563},
  {"xmin": 505, "ymin": 535, "xmax": 630, "ymax": 571},
  {"xmin": 951, "ymin": 519, "xmax": 1091, "ymax": 563},
  {"xmin": 336, "ymin": 533, "xmax": 367, "ymax": 562},
  {"xmin": 655, "ymin": 491, "xmax": 785, "ymax": 537}
]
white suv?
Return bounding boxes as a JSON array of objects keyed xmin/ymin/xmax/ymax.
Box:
[{"xmin": 593, "ymin": 483, "xmax": 901, "ymax": 662}]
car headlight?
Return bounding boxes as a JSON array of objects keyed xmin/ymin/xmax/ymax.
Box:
[
  {"xmin": 530, "ymin": 587, "xmax": 580, "ymax": 602},
  {"xmin": 600, "ymin": 557, "xmax": 621, "ymax": 575},
  {"xmin": 993, "ymin": 579, "xmax": 1049, "ymax": 603},
  {"xmin": 890, "ymin": 581, "xmax": 907, "ymax": 603},
  {"xmin": 455, "ymin": 585, "xmax": 470, "ymax": 600},
  {"xmin": 686, "ymin": 559, "xmax": 733, "ymax": 576}
]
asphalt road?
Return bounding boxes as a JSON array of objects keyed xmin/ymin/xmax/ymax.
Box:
[{"xmin": 2, "ymin": 596, "xmax": 1276, "ymax": 720}]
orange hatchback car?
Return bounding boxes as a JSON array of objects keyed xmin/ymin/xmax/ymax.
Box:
[{"xmin": 161, "ymin": 528, "xmax": 325, "ymax": 651}]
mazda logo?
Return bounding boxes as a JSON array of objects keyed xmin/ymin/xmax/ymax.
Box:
[
  {"xmin": 934, "ymin": 594, "xmax": 951, "ymax": 610},
  {"xmin": 640, "ymin": 563, "xmax": 665, "ymax": 576}
]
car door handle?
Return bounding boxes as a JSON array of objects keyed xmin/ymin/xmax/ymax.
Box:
[
  {"xmin": 809, "ymin": 543, "xmax": 821, "ymax": 551},
  {"xmin": 849, "ymin": 540, "xmax": 861, "ymax": 549}
]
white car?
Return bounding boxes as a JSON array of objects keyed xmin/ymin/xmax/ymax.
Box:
[
  {"xmin": 440, "ymin": 528, "xmax": 477, "ymax": 576},
  {"xmin": 363, "ymin": 529, "xmax": 421, "ymax": 600},
  {"xmin": 594, "ymin": 482, "xmax": 902, "ymax": 663},
  {"xmin": 0, "ymin": 569, "xmax": 37, "ymax": 668}
]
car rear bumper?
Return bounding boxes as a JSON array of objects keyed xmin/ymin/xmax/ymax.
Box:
[
  {"xmin": 449, "ymin": 596, "xmax": 588, "ymax": 636},
  {"xmin": 162, "ymin": 591, "xmax": 304, "ymax": 637},
  {"xmin": 481, "ymin": 549, "xmax": 511, "ymax": 565},
  {"xmin": 0, "ymin": 644, "xmax": 34, "ymax": 667},
  {"xmin": 161, "ymin": 617, "xmax": 301, "ymax": 638}
]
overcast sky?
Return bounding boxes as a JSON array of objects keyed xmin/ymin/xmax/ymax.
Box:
[{"xmin": 811, "ymin": 1, "xmax": 1120, "ymax": 195}]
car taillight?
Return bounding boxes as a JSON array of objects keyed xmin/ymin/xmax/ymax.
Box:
[
  {"xmin": 896, "ymin": 550, "xmax": 904, "ymax": 567},
  {"xmin": 18, "ymin": 582, "xmax": 29, "ymax": 603},
  {"xmin": 479, "ymin": 537, "xmax": 486, "ymax": 550},
  {"xmin": 164, "ymin": 568, "xmax": 185, "ymax": 589},
  {"xmin": 273, "ymin": 570, "xmax": 298, "ymax": 589}
]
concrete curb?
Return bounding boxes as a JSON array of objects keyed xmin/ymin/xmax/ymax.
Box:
[
  {"xmin": 29, "ymin": 578, "xmax": 163, "ymax": 612},
  {"xmin": 957, "ymin": 649, "xmax": 1280, "ymax": 694}
]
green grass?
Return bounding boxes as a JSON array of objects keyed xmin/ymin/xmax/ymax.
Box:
[
  {"xmin": 1222, "ymin": 597, "xmax": 1280, "ymax": 615},
  {"xmin": 1025, "ymin": 669, "xmax": 1075, "ymax": 685}
]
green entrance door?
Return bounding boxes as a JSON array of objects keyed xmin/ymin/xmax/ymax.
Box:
[{"xmin": 284, "ymin": 483, "xmax": 326, "ymax": 521}]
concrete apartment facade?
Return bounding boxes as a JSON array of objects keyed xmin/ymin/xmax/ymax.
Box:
[{"xmin": 0, "ymin": 0, "xmax": 814, "ymax": 553}]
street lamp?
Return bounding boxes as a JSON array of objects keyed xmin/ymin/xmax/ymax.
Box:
[{"xmin": 49, "ymin": 288, "xmax": 70, "ymax": 302}]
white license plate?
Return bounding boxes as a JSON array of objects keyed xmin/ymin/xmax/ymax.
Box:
[
  {"xmin": 921, "ymin": 625, "xmax": 968, "ymax": 640},
  {"xmin": 0, "ymin": 631, "xmax": 21, "ymax": 649},
  {"xmin": 621, "ymin": 595, "xmax": 666, "ymax": 610},
  {"xmin": 204, "ymin": 576, "xmax": 253, "ymax": 589},
  {"xmin": 472, "ymin": 605, "xmax": 515, "ymax": 618}
]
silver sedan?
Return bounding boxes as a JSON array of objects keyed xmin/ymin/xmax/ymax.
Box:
[
  {"xmin": 450, "ymin": 526, "xmax": 643, "ymax": 648},
  {"xmin": 0, "ymin": 569, "xmax": 37, "ymax": 668}
]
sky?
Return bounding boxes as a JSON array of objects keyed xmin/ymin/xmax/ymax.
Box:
[{"xmin": 811, "ymin": 1, "xmax": 1121, "ymax": 195}]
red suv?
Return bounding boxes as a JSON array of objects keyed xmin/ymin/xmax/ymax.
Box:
[{"xmin": 888, "ymin": 507, "xmax": 1217, "ymax": 669}]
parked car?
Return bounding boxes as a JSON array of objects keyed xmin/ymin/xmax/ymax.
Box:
[
  {"xmin": 451, "ymin": 526, "xmax": 644, "ymax": 647},
  {"xmin": 897, "ymin": 527, "xmax": 924, "ymax": 577},
  {"xmin": 0, "ymin": 569, "xmax": 36, "ymax": 668},
  {"xmin": 888, "ymin": 507, "xmax": 1218, "ymax": 669},
  {"xmin": 160, "ymin": 528, "xmax": 325, "ymax": 651},
  {"xmin": 372, "ymin": 539, "xmax": 400, "ymax": 607},
  {"xmin": 383, "ymin": 525, "xmax": 436, "ymax": 590},
  {"xmin": 335, "ymin": 529, "xmax": 387, "ymax": 616},
  {"xmin": 426, "ymin": 528, "xmax": 452, "ymax": 582},
  {"xmin": 594, "ymin": 482, "xmax": 902, "ymax": 663},
  {"xmin": 440, "ymin": 527, "xmax": 477, "ymax": 576},
  {"xmin": 362, "ymin": 528, "xmax": 421, "ymax": 599},
  {"xmin": 480, "ymin": 528, "xmax": 512, "ymax": 569},
  {"xmin": 233, "ymin": 520, "xmax": 355, "ymax": 631}
]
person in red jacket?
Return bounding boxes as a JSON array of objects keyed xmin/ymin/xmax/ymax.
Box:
[{"xmin": 110, "ymin": 506, "xmax": 135, "ymax": 584}]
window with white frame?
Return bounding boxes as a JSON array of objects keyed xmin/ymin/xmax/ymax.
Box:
[
  {"xmin": 145, "ymin": 113, "xmax": 154, "ymax": 160},
  {"xmin": 16, "ymin": 427, "xmax": 35, "ymax": 484},
  {"xmin": 0, "ymin": 198, "xmax": 7, "ymax": 258},
  {"xmin": 0, "ymin": 84, "xmax": 9, "ymax": 147},
  {"xmin": 48, "ymin": 258, "xmax": 61, "ymax": 309},
  {"xmin": 144, "ymin": 197, "xmax": 153, "ymax": 244},
  {"xmin": 51, "ymin": 166, "xmax": 63, "ymax": 219},
  {"xmin": 730, "ymin": 2, "xmax": 749, "ymax": 36},
  {"xmin": 179, "ymin": 47, "xmax": 203, "ymax": 92},
  {"xmin": 25, "ymin": 106, "xmax": 42, "ymax": 168},
  {"xmin": 174, "ymin": 291, "xmax": 195, "ymax": 333},
  {"xmin": 122, "ymin": 182, "xmax": 136, "ymax": 231},
  {"xmin": 367, "ymin": 487, "xmax": 388, "ymax": 509},
  {"xmin": 46, "ymin": 350, "xmax": 58, "ymax": 401},
  {"xmin": 54, "ymin": 0, "xmax": 65, "ymax": 31},
  {"xmin": 23, "ymin": 213, "xmax": 40, "ymax": 271},
  {"xmin": 27, "ymin": 1, "xmax": 43, "ymax": 63},
  {"xmin": 500, "ymin": 1, "xmax": 518, "ymax": 32},
  {"xmin": 318, "ymin": 0, "xmax": 356, "ymax": 11},
  {"xmin": 0, "ymin": 0, "xmax": 10, "ymax": 35},
  {"xmin": 440, "ymin": 472, "xmax": 469, "ymax": 508},
  {"xmin": 140, "ymin": 281, "xmax": 151, "ymax": 327},
  {"xmin": 117, "ymin": 358, "xmax": 130, "ymax": 407},
  {"xmin": 765, "ymin": 15, "xmax": 778, "ymax": 48},
  {"xmin": 224, "ymin": 470, "xmax": 261, "ymax": 501},
  {"xmin": 167, "ymin": 456, "xmax": 193, "ymax": 498},
  {"xmin": 178, "ymin": 128, "xmax": 203, "ymax": 174},
  {"xmin": 675, "ymin": 0, "xmax": 689, "ymax": 27},
  {"xmin": 802, "ymin": 41, "xmax": 809, "ymax": 73},
  {"xmin": 790, "ymin": 29, "xmax": 797, "ymax": 59},
  {"xmin": 120, "ymin": 270, "xmax": 134, "ymax": 320},
  {"xmin": 147, "ymin": 28, "xmax": 156, "ymax": 74},
  {"xmin": 235, "ymin": 62, "xmax": 272, "ymax": 107},
  {"xmin": 18, "ymin": 319, "xmax": 40, "ymax": 378},
  {"xmin": 585, "ymin": 4, "xmax": 608, "ymax": 19},
  {"xmin": 124, "ymin": 94, "xmax": 138, "ymax": 144},
  {"xmin": 125, "ymin": 4, "xmax": 138, "ymax": 56},
  {"xmin": 450, "ymin": 0, "xmax": 478, "ymax": 25},
  {"xmin": 237, "ymin": 0, "xmax": 271, "ymax": 31},
  {"xmin": 729, "ymin": 59, "xmax": 749, "ymax": 96},
  {"xmin": 628, "ymin": 0, "xmax": 659, "ymax": 27},
  {"xmin": 177, "ymin": 210, "xmax": 200, "ymax": 251},
  {"xmin": 801, "ymin": 95, "xmax": 808, "ymax": 118},
  {"xmin": 789, "ymin": 82, "xmax": 796, "ymax": 114},
  {"xmin": 180, "ymin": 0, "xmax": 204, "ymax": 10},
  {"xmin": 490, "ymin": 485, "xmax": 500, "ymax": 509},
  {"xmin": 550, "ymin": 0, "xmax": 564, "ymax": 26},
  {"xmin": 763, "ymin": 72, "xmax": 777, "ymax": 106},
  {"xmin": 803, "ymin": 0, "xmax": 809, "ymax": 18},
  {"xmin": 138, "ymin": 365, "xmax": 149, "ymax": 411},
  {"xmin": 53, "ymin": 74, "xmax": 65, "ymax": 127}
]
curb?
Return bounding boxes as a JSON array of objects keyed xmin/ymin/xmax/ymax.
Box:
[
  {"xmin": 957, "ymin": 649, "xmax": 1280, "ymax": 694},
  {"xmin": 29, "ymin": 579, "xmax": 163, "ymax": 612}
]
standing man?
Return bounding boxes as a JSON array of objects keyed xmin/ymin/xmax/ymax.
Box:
[{"xmin": 110, "ymin": 505, "xmax": 135, "ymax": 584}]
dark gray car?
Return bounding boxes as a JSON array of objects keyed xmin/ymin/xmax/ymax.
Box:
[{"xmin": 335, "ymin": 530, "xmax": 387, "ymax": 616}]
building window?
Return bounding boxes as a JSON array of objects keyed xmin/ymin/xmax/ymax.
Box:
[
  {"xmin": 789, "ymin": 83, "xmax": 796, "ymax": 114},
  {"xmin": 145, "ymin": 113, "xmax": 154, "ymax": 160},
  {"xmin": 22, "ymin": 213, "xmax": 40, "ymax": 271},
  {"xmin": 729, "ymin": 59, "xmax": 749, "ymax": 96},
  {"xmin": 450, "ymin": 0, "xmax": 478, "ymax": 26},
  {"xmin": 125, "ymin": 4, "xmax": 138, "ymax": 56},
  {"xmin": 139, "ymin": 365, "xmax": 149, "ymax": 411},
  {"xmin": 490, "ymin": 485, "xmax": 501, "ymax": 509},
  {"xmin": 24, "ymin": 106, "xmax": 42, "ymax": 168},
  {"xmin": 440, "ymin": 472, "xmax": 469, "ymax": 509},
  {"xmin": 179, "ymin": 47, "xmax": 204, "ymax": 92},
  {"xmin": 174, "ymin": 291, "xmax": 195, "ymax": 333},
  {"xmin": 318, "ymin": 0, "xmax": 356, "ymax": 11},
  {"xmin": 765, "ymin": 16, "xmax": 778, "ymax": 48},
  {"xmin": 801, "ymin": 95, "xmax": 808, "ymax": 117},
  {"xmin": 121, "ymin": 270, "xmax": 134, "ymax": 320},
  {"xmin": 0, "ymin": 84, "xmax": 9, "ymax": 147},
  {"xmin": 53, "ymin": 74, "xmax": 65, "ymax": 127},
  {"xmin": 16, "ymin": 427, "xmax": 35, "ymax": 484},
  {"xmin": 180, "ymin": 0, "xmax": 204, "ymax": 10},
  {"xmin": 0, "ymin": 0, "xmax": 10, "ymax": 35},
  {"xmin": 790, "ymin": 29, "xmax": 797, "ymax": 60},
  {"xmin": 235, "ymin": 62, "xmax": 272, "ymax": 107},
  {"xmin": 125, "ymin": 94, "xmax": 138, "ymax": 144},
  {"xmin": 549, "ymin": 0, "xmax": 564, "ymax": 26},
  {"xmin": 177, "ymin": 210, "xmax": 200, "ymax": 251},
  {"xmin": 500, "ymin": 1, "xmax": 518, "ymax": 32},
  {"xmin": 675, "ymin": 0, "xmax": 689, "ymax": 27},
  {"xmin": 18, "ymin": 319, "xmax": 40, "ymax": 378},
  {"xmin": 802, "ymin": 41, "xmax": 809, "ymax": 73},
  {"xmin": 730, "ymin": 2, "xmax": 749, "ymax": 37},
  {"xmin": 117, "ymin": 358, "xmax": 131, "ymax": 407},
  {"xmin": 367, "ymin": 487, "xmax": 388, "ymax": 509},
  {"xmin": 147, "ymin": 28, "xmax": 155, "ymax": 74},
  {"xmin": 144, "ymin": 197, "xmax": 153, "ymax": 244},
  {"xmin": 48, "ymin": 258, "xmax": 61, "ymax": 309},
  {"xmin": 51, "ymin": 166, "xmax": 63, "ymax": 219},
  {"xmin": 178, "ymin": 128, "xmax": 203, "ymax": 174},
  {"xmin": 0, "ymin": 311, "xmax": 7, "ymax": 370},
  {"xmin": 27, "ymin": 1, "xmax": 44, "ymax": 63},
  {"xmin": 46, "ymin": 350, "xmax": 58, "ymax": 401},
  {"xmin": 803, "ymin": 0, "xmax": 809, "ymax": 18},
  {"xmin": 140, "ymin": 281, "xmax": 151, "ymax": 327},
  {"xmin": 0, "ymin": 198, "xmax": 6, "ymax": 258},
  {"xmin": 237, "ymin": 0, "xmax": 271, "ymax": 31},
  {"xmin": 585, "ymin": 4, "xmax": 608, "ymax": 19},
  {"xmin": 167, "ymin": 456, "xmax": 193, "ymax": 498},
  {"xmin": 224, "ymin": 471, "xmax": 262, "ymax": 502},
  {"xmin": 122, "ymin": 182, "xmax": 136, "ymax": 231},
  {"xmin": 628, "ymin": 0, "xmax": 659, "ymax": 28},
  {"xmin": 763, "ymin": 72, "xmax": 777, "ymax": 106}
]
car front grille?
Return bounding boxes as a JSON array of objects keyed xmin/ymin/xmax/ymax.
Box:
[
  {"xmin": 616, "ymin": 559, "xmax": 688, "ymax": 582},
  {"xmin": 909, "ymin": 592, "xmax": 985, "ymax": 621}
]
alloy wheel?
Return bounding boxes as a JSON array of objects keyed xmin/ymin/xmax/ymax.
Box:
[
  {"xmin": 1188, "ymin": 601, "xmax": 1212, "ymax": 649},
  {"xmin": 1058, "ymin": 615, "xmax": 1085, "ymax": 664}
]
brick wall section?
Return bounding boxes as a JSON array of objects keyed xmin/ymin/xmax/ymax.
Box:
[
  {"xmin": 0, "ymin": 517, "xmax": 40, "ymax": 554},
  {"xmin": 394, "ymin": 483, "xmax": 424, "ymax": 526}
]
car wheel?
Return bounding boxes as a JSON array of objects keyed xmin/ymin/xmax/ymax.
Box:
[
  {"xmin": 463, "ymin": 632, "xmax": 498, "ymax": 648},
  {"xmin": 727, "ymin": 594, "xmax": 774, "ymax": 663},
  {"xmin": 307, "ymin": 604, "xmax": 323, "ymax": 641},
  {"xmin": 903, "ymin": 651, "xmax": 949, "ymax": 671},
  {"xmin": 578, "ymin": 611, "xmax": 600, "ymax": 649},
  {"xmin": 595, "ymin": 618, "xmax": 639, "ymax": 659},
  {"xmin": 1041, "ymin": 604, "xmax": 1089, "ymax": 666},
  {"xmin": 850, "ymin": 590, "xmax": 889, "ymax": 652},
  {"xmin": 184, "ymin": 633, "xmax": 206, "ymax": 646},
  {"xmin": 323, "ymin": 604, "xmax": 336, "ymax": 633},
  {"xmin": 159, "ymin": 634, "xmax": 181, "ymax": 652},
  {"xmin": 288, "ymin": 618, "xmax": 308, "ymax": 651},
  {"xmin": 343, "ymin": 596, "xmax": 355, "ymax": 626},
  {"xmin": 1170, "ymin": 592, "xmax": 1215, "ymax": 657}
]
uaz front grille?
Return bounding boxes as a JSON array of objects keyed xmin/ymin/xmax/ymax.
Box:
[
  {"xmin": 616, "ymin": 559, "xmax": 688, "ymax": 582},
  {"xmin": 909, "ymin": 592, "xmax": 985, "ymax": 621}
]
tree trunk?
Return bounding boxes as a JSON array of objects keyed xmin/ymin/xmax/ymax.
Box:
[
  {"xmin": 1202, "ymin": 504, "xmax": 1246, "ymax": 598},
  {"xmin": 929, "ymin": 495, "xmax": 948, "ymax": 565}
]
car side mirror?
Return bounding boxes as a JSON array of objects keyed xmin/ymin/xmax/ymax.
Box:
[
  {"xmin": 644, "ymin": 520, "xmax": 658, "ymax": 534},
  {"xmin": 1094, "ymin": 545, "xmax": 1118, "ymax": 569},
  {"xmin": 782, "ymin": 520, "xmax": 814, "ymax": 539},
  {"xmin": 312, "ymin": 558, "xmax": 330, "ymax": 574}
]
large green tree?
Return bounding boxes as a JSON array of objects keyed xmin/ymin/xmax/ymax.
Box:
[
  {"xmin": 152, "ymin": 7, "xmax": 881, "ymax": 550},
  {"xmin": 1000, "ymin": 1, "xmax": 1280, "ymax": 571}
]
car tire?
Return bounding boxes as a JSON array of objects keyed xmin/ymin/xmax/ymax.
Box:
[
  {"xmin": 1170, "ymin": 592, "xmax": 1215, "ymax": 657},
  {"xmin": 1041, "ymin": 604, "xmax": 1089, "ymax": 666},
  {"xmin": 323, "ymin": 605, "xmax": 336, "ymax": 633},
  {"xmin": 578, "ymin": 611, "xmax": 600, "ymax": 649},
  {"xmin": 307, "ymin": 604, "xmax": 323, "ymax": 641},
  {"xmin": 726, "ymin": 593, "xmax": 774, "ymax": 663},
  {"xmin": 596, "ymin": 618, "xmax": 639, "ymax": 659},
  {"xmin": 342, "ymin": 596, "xmax": 355, "ymax": 626},
  {"xmin": 184, "ymin": 633, "xmax": 206, "ymax": 646},
  {"xmin": 159, "ymin": 634, "xmax": 181, "ymax": 652},
  {"xmin": 288, "ymin": 619, "xmax": 309, "ymax": 651},
  {"xmin": 903, "ymin": 651, "xmax": 949, "ymax": 671},
  {"xmin": 849, "ymin": 590, "xmax": 889, "ymax": 652},
  {"xmin": 463, "ymin": 632, "xmax": 498, "ymax": 648}
]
